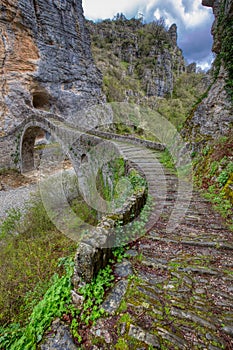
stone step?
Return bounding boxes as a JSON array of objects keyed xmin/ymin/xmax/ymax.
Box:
[{"xmin": 85, "ymin": 139, "xmax": 233, "ymax": 349}]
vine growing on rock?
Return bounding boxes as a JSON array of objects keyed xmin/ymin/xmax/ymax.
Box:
[
  {"xmin": 215, "ymin": 0, "xmax": 233, "ymax": 102},
  {"xmin": 193, "ymin": 133, "xmax": 233, "ymax": 226}
]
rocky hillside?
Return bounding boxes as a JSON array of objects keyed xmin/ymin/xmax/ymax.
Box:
[
  {"xmin": 183, "ymin": 0, "xmax": 233, "ymax": 214},
  {"xmin": 86, "ymin": 5, "xmax": 232, "ymax": 213},
  {"xmin": 183, "ymin": 0, "xmax": 233, "ymax": 144},
  {"xmin": 87, "ymin": 15, "xmax": 186, "ymax": 99},
  {"xmin": 0, "ymin": 0, "xmax": 104, "ymax": 136},
  {"xmin": 87, "ymin": 15, "xmax": 208, "ymax": 127}
]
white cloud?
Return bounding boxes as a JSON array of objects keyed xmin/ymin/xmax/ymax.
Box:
[
  {"xmin": 179, "ymin": 0, "xmax": 210, "ymax": 27},
  {"xmin": 142, "ymin": 0, "xmax": 210, "ymax": 28},
  {"xmin": 82, "ymin": 0, "xmax": 143, "ymax": 20},
  {"xmin": 196, "ymin": 53, "xmax": 215, "ymax": 71},
  {"xmin": 153, "ymin": 8, "xmax": 161, "ymax": 19},
  {"xmin": 83, "ymin": 0, "xmax": 212, "ymax": 28}
]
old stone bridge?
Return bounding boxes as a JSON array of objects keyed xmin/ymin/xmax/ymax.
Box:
[
  {"xmin": 0, "ymin": 111, "xmax": 192, "ymax": 236},
  {"xmin": 0, "ymin": 112, "xmax": 165, "ymax": 173}
]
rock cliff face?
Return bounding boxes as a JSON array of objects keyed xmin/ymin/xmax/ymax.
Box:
[
  {"xmin": 0, "ymin": 0, "xmax": 103, "ymax": 135},
  {"xmin": 87, "ymin": 16, "xmax": 187, "ymax": 102},
  {"xmin": 183, "ymin": 0, "xmax": 233, "ymax": 144}
]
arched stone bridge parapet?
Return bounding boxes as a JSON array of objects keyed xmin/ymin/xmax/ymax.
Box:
[
  {"xmin": 22, "ymin": 119, "xmax": 108, "ymax": 176},
  {"xmin": 0, "ymin": 115, "xmax": 166, "ymax": 174},
  {"xmin": 0, "ymin": 115, "xmax": 104, "ymax": 174}
]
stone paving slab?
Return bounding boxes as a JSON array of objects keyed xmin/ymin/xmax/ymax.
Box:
[{"xmin": 84, "ymin": 146, "xmax": 233, "ymax": 349}]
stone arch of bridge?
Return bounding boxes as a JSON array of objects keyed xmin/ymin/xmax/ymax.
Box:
[{"xmin": 19, "ymin": 121, "xmax": 81, "ymax": 174}]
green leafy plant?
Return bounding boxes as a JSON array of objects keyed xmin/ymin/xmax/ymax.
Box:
[
  {"xmin": 192, "ymin": 133, "xmax": 233, "ymax": 226},
  {"xmin": 0, "ymin": 257, "xmax": 75, "ymax": 350},
  {"xmin": 128, "ymin": 169, "xmax": 146, "ymax": 192},
  {"xmin": 202, "ymin": 185, "xmax": 232, "ymax": 218},
  {"xmin": 202, "ymin": 146, "xmax": 210, "ymax": 156},
  {"xmin": 79, "ymin": 265, "xmax": 114, "ymax": 325},
  {"xmin": 158, "ymin": 149, "xmax": 176, "ymax": 171},
  {"xmin": 0, "ymin": 196, "xmax": 76, "ymax": 326},
  {"xmin": 70, "ymin": 317, "xmax": 82, "ymax": 343},
  {"xmin": 217, "ymin": 170, "xmax": 229, "ymax": 187},
  {"xmin": 113, "ymin": 246, "xmax": 129, "ymax": 263},
  {"xmin": 115, "ymin": 337, "xmax": 129, "ymax": 350},
  {"xmin": 209, "ymin": 161, "xmax": 219, "ymax": 177}
]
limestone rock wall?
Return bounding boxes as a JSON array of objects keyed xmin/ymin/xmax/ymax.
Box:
[
  {"xmin": 0, "ymin": 0, "xmax": 104, "ymax": 135},
  {"xmin": 183, "ymin": 0, "xmax": 233, "ymax": 144},
  {"xmin": 0, "ymin": 133, "xmax": 17, "ymax": 169},
  {"xmin": 87, "ymin": 18, "xmax": 187, "ymax": 100}
]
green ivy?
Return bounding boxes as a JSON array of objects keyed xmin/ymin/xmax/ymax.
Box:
[
  {"xmin": 216, "ymin": 0, "xmax": 233, "ymax": 102},
  {"xmin": 128, "ymin": 168, "xmax": 146, "ymax": 192},
  {"xmin": 217, "ymin": 170, "xmax": 229, "ymax": 187}
]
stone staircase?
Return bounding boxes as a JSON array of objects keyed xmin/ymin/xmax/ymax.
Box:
[
  {"xmin": 113, "ymin": 142, "xmax": 167, "ymax": 228},
  {"xmin": 84, "ymin": 145, "xmax": 233, "ymax": 350},
  {"xmin": 112, "ymin": 141, "xmax": 193, "ymax": 235}
]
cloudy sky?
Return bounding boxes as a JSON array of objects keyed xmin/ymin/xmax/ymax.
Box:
[{"xmin": 82, "ymin": 0, "xmax": 215, "ymax": 70}]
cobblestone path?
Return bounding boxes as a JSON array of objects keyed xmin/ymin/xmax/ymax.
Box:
[
  {"xmin": 86, "ymin": 148, "xmax": 233, "ymax": 350},
  {"xmin": 1, "ymin": 141, "xmax": 232, "ymax": 349}
]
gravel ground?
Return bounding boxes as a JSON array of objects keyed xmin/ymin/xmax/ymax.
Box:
[
  {"xmin": 0, "ymin": 183, "xmax": 38, "ymax": 220},
  {"xmin": 0, "ymin": 167, "xmax": 76, "ymax": 221}
]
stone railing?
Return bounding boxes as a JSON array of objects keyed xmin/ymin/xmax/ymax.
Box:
[
  {"xmin": 73, "ymin": 186, "xmax": 147, "ymax": 286},
  {"xmin": 88, "ymin": 129, "xmax": 166, "ymax": 151}
]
